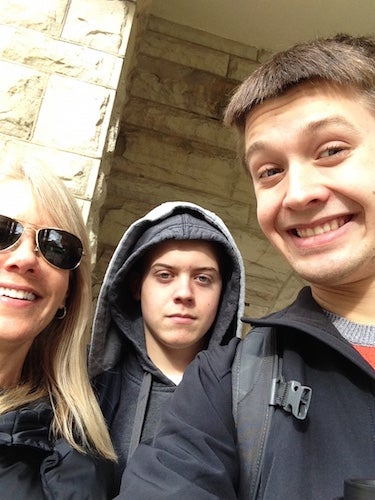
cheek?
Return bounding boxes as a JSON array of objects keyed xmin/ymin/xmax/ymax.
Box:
[
  {"xmin": 256, "ymin": 203, "xmax": 271, "ymax": 234},
  {"xmin": 205, "ymin": 290, "xmax": 222, "ymax": 319},
  {"xmin": 140, "ymin": 285, "xmax": 160, "ymax": 315},
  {"xmin": 255, "ymin": 190, "xmax": 281, "ymax": 233},
  {"xmin": 51, "ymin": 271, "xmax": 70, "ymax": 303}
]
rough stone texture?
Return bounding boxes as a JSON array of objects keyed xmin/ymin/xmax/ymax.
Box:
[
  {"xmin": 62, "ymin": 0, "xmax": 131, "ymax": 53},
  {"xmin": 0, "ymin": 25, "xmax": 124, "ymax": 87},
  {"xmin": 1, "ymin": 0, "xmax": 68, "ymax": 35},
  {"xmin": 33, "ymin": 75, "xmax": 114, "ymax": 155},
  {"xmin": 0, "ymin": 62, "xmax": 45, "ymax": 139},
  {"xmin": 146, "ymin": 15, "xmax": 259, "ymax": 61},
  {"xmin": 95, "ymin": 14, "xmax": 305, "ymax": 317},
  {"xmin": 0, "ymin": 2, "xmax": 304, "ymax": 317},
  {"xmin": 0, "ymin": 0, "xmax": 150, "ymax": 267},
  {"xmin": 139, "ymin": 30, "xmax": 231, "ymax": 76}
]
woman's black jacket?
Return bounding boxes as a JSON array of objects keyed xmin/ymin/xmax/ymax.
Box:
[{"xmin": 0, "ymin": 400, "xmax": 114, "ymax": 499}]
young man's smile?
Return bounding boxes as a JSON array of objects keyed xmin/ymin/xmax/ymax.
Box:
[{"xmin": 245, "ymin": 81, "xmax": 375, "ymax": 287}]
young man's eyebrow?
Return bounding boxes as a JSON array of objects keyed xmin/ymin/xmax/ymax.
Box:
[
  {"xmin": 305, "ymin": 116, "xmax": 359, "ymax": 135},
  {"xmin": 245, "ymin": 140, "xmax": 269, "ymax": 166},
  {"xmin": 245, "ymin": 115, "xmax": 360, "ymax": 166},
  {"xmin": 150, "ymin": 262, "xmax": 174, "ymax": 269},
  {"xmin": 151, "ymin": 262, "xmax": 220, "ymax": 273}
]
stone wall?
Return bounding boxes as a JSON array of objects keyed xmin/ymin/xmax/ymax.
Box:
[
  {"xmin": 94, "ymin": 15, "xmax": 305, "ymax": 318},
  {"xmin": 0, "ymin": 0, "xmax": 150, "ymax": 262},
  {"xmin": 0, "ymin": 2, "xmax": 304, "ymax": 318}
]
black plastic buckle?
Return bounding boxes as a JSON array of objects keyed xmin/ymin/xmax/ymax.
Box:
[{"xmin": 270, "ymin": 377, "xmax": 312, "ymax": 420}]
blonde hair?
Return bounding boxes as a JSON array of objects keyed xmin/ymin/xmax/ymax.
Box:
[{"xmin": 0, "ymin": 159, "xmax": 115, "ymax": 460}]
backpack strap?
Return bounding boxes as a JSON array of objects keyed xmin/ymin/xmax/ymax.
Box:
[
  {"xmin": 232, "ymin": 327, "xmax": 279, "ymax": 499},
  {"xmin": 127, "ymin": 371, "xmax": 152, "ymax": 461},
  {"xmin": 232, "ymin": 327, "xmax": 312, "ymax": 499}
]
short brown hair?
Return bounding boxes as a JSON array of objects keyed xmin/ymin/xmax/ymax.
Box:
[{"xmin": 224, "ymin": 34, "xmax": 375, "ymax": 149}]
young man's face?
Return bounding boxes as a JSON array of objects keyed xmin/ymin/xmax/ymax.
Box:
[
  {"xmin": 138, "ymin": 240, "xmax": 222, "ymax": 361},
  {"xmin": 244, "ymin": 81, "xmax": 375, "ymax": 289}
]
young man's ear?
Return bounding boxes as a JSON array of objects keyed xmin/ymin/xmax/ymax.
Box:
[{"xmin": 129, "ymin": 271, "xmax": 142, "ymax": 300}]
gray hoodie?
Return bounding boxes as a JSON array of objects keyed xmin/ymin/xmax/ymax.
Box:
[{"xmin": 89, "ymin": 201, "xmax": 245, "ymax": 480}]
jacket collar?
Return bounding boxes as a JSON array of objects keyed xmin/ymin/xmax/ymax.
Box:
[
  {"xmin": 0, "ymin": 400, "xmax": 53, "ymax": 452},
  {"xmin": 243, "ymin": 286, "xmax": 375, "ymax": 378}
]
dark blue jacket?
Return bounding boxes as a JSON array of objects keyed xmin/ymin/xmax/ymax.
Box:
[{"xmin": 121, "ymin": 287, "xmax": 375, "ymax": 499}]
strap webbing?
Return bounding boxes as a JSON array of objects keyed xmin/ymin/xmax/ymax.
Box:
[{"xmin": 127, "ymin": 371, "xmax": 152, "ymax": 461}]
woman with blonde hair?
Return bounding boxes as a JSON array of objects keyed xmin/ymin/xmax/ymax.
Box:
[{"xmin": 0, "ymin": 159, "xmax": 115, "ymax": 499}]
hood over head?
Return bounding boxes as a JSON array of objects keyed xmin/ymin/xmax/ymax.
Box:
[{"xmin": 89, "ymin": 201, "xmax": 245, "ymax": 378}]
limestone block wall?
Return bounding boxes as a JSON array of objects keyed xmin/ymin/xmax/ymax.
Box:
[
  {"xmin": 0, "ymin": 0, "xmax": 150, "ymax": 261},
  {"xmin": 94, "ymin": 15, "xmax": 305, "ymax": 317}
]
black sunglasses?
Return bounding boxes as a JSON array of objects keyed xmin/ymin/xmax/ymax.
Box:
[{"xmin": 0, "ymin": 214, "xmax": 83, "ymax": 270}]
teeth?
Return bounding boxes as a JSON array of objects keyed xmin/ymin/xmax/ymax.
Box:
[
  {"xmin": 0, "ymin": 287, "xmax": 36, "ymax": 301},
  {"xmin": 296, "ymin": 217, "xmax": 347, "ymax": 238}
]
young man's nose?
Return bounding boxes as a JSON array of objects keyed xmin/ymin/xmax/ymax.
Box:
[
  {"xmin": 173, "ymin": 276, "xmax": 194, "ymax": 300},
  {"xmin": 282, "ymin": 162, "xmax": 330, "ymax": 210}
]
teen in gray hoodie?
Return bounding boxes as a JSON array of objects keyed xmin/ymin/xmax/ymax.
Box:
[{"xmin": 88, "ymin": 201, "xmax": 245, "ymax": 490}]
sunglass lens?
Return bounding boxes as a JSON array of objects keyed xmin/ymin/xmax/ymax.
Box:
[
  {"xmin": 0, "ymin": 215, "xmax": 23, "ymax": 250},
  {"xmin": 38, "ymin": 229, "xmax": 83, "ymax": 270}
]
